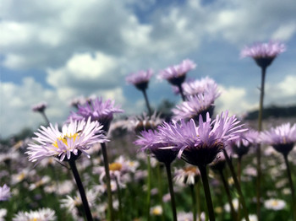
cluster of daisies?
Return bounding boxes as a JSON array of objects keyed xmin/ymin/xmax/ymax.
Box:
[{"xmin": 0, "ymin": 40, "xmax": 295, "ymax": 221}]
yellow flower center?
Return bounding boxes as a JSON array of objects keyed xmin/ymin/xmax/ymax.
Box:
[
  {"xmin": 184, "ymin": 166, "xmax": 197, "ymax": 174},
  {"xmin": 271, "ymin": 200, "xmax": 279, "ymax": 207},
  {"xmin": 17, "ymin": 172, "xmax": 25, "ymax": 181},
  {"xmin": 109, "ymin": 162, "xmax": 122, "ymax": 171},
  {"xmin": 31, "ymin": 218, "xmax": 38, "ymax": 221},
  {"xmin": 152, "ymin": 207, "xmax": 162, "ymax": 215},
  {"xmin": 52, "ymin": 133, "xmax": 79, "ymax": 148}
]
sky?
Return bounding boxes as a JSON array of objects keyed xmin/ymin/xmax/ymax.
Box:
[{"xmin": 1, "ymin": 0, "xmax": 296, "ymax": 138}]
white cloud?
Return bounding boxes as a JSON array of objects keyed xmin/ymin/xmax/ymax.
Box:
[
  {"xmin": 272, "ymin": 23, "xmax": 296, "ymax": 41},
  {"xmin": 1, "ymin": 0, "xmax": 296, "ymax": 137},
  {"xmin": 216, "ymin": 85, "xmax": 257, "ymax": 115},
  {"xmin": 46, "ymin": 52, "xmax": 119, "ymax": 91},
  {"xmin": 266, "ymin": 75, "xmax": 296, "ymax": 104}
]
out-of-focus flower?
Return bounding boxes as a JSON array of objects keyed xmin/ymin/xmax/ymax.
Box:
[
  {"xmin": 158, "ymin": 59, "xmax": 196, "ymax": 86},
  {"xmin": 150, "ymin": 205, "xmax": 163, "ymax": 216},
  {"xmin": 162, "ymin": 193, "xmax": 171, "ymax": 202},
  {"xmin": 94, "ymin": 156, "xmax": 138, "ymax": 187},
  {"xmin": 260, "ymin": 123, "xmax": 296, "ymax": 156},
  {"xmin": 177, "ymin": 211, "xmax": 193, "ymax": 221},
  {"xmin": 68, "ymin": 97, "xmax": 124, "ymax": 132},
  {"xmin": 242, "ymin": 214, "xmax": 258, "ymax": 221},
  {"xmin": 11, "ymin": 169, "xmax": 36, "ymax": 185},
  {"xmin": 224, "ymin": 198, "xmax": 239, "ymax": 212},
  {"xmin": 174, "ymin": 165, "xmax": 200, "ymax": 185},
  {"xmin": 29, "ymin": 176, "xmax": 51, "ymax": 190},
  {"xmin": 174, "ymin": 76, "xmax": 220, "ymax": 97},
  {"xmin": 32, "ymin": 102, "xmax": 47, "ymax": 113},
  {"xmin": 60, "ymin": 188, "xmax": 98, "ymax": 213},
  {"xmin": 12, "ymin": 208, "xmax": 56, "ymax": 221},
  {"xmin": 0, "ymin": 209, "xmax": 7, "ymax": 221},
  {"xmin": 230, "ymin": 129, "xmax": 259, "ymax": 158},
  {"xmin": 126, "ymin": 69, "xmax": 153, "ymax": 91},
  {"xmin": 241, "ymin": 41, "xmax": 286, "ymax": 68},
  {"xmin": 0, "ymin": 184, "xmax": 11, "ymax": 201},
  {"xmin": 264, "ymin": 198, "xmax": 286, "ymax": 210},
  {"xmin": 172, "ymin": 90, "xmax": 219, "ymax": 121},
  {"xmin": 127, "ymin": 112, "xmax": 163, "ymax": 134},
  {"xmin": 69, "ymin": 96, "xmax": 86, "ymax": 108},
  {"xmin": 26, "ymin": 118, "xmax": 108, "ymax": 163}
]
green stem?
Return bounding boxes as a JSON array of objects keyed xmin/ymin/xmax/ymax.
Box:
[
  {"xmin": 198, "ymin": 165, "xmax": 215, "ymax": 221},
  {"xmin": 283, "ymin": 154, "xmax": 296, "ymax": 220},
  {"xmin": 190, "ymin": 185, "xmax": 197, "ymax": 221},
  {"xmin": 237, "ymin": 156, "xmax": 242, "ymax": 220},
  {"xmin": 101, "ymin": 143, "xmax": 113, "ymax": 220},
  {"xmin": 68, "ymin": 160, "xmax": 93, "ymax": 221},
  {"xmin": 195, "ymin": 182, "xmax": 201, "ymax": 221},
  {"xmin": 165, "ymin": 162, "xmax": 177, "ymax": 221},
  {"xmin": 115, "ymin": 177, "xmax": 123, "ymax": 220},
  {"xmin": 218, "ymin": 169, "xmax": 237, "ymax": 220},
  {"xmin": 256, "ymin": 66, "xmax": 266, "ymax": 219},
  {"xmin": 223, "ymin": 149, "xmax": 249, "ymax": 221},
  {"xmin": 146, "ymin": 155, "xmax": 152, "ymax": 220},
  {"xmin": 157, "ymin": 163, "xmax": 165, "ymax": 220},
  {"xmin": 142, "ymin": 89, "xmax": 152, "ymax": 116}
]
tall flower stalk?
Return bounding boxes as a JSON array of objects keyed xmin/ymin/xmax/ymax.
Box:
[
  {"xmin": 241, "ymin": 41, "xmax": 285, "ymax": 219},
  {"xmin": 136, "ymin": 111, "xmax": 247, "ymax": 221},
  {"xmin": 261, "ymin": 123, "xmax": 296, "ymax": 220},
  {"xmin": 67, "ymin": 97, "xmax": 123, "ymax": 220},
  {"xmin": 165, "ymin": 162, "xmax": 177, "ymax": 220},
  {"xmin": 126, "ymin": 69, "xmax": 155, "ymax": 219}
]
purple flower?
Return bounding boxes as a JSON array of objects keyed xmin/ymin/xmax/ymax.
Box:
[
  {"xmin": 135, "ymin": 129, "xmax": 178, "ymax": 164},
  {"xmin": 68, "ymin": 97, "xmax": 124, "ymax": 132},
  {"xmin": 230, "ymin": 129, "xmax": 259, "ymax": 158},
  {"xmin": 26, "ymin": 118, "xmax": 109, "ymax": 163},
  {"xmin": 241, "ymin": 41, "xmax": 286, "ymax": 68},
  {"xmin": 174, "ymin": 76, "xmax": 220, "ymax": 97},
  {"xmin": 126, "ymin": 69, "xmax": 153, "ymax": 91},
  {"xmin": 158, "ymin": 59, "xmax": 196, "ymax": 86},
  {"xmin": 135, "ymin": 111, "xmax": 246, "ymax": 167},
  {"xmin": 0, "ymin": 184, "xmax": 11, "ymax": 201},
  {"xmin": 159, "ymin": 112, "xmax": 247, "ymax": 167},
  {"xmin": 172, "ymin": 89, "xmax": 220, "ymax": 121},
  {"xmin": 260, "ymin": 123, "xmax": 296, "ymax": 155},
  {"xmin": 32, "ymin": 102, "xmax": 47, "ymax": 113}
]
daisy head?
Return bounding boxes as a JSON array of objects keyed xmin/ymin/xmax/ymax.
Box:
[
  {"xmin": 32, "ymin": 102, "xmax": 47, "ymax": 113},
  {"xmin": 264, "ymin": 198, "xmax": 286, "ymax": 211},
  {"xmin": 241, "ymin": 41, "xmax": 286, "ymax": 68},
  {"xmin": 26, "ymin": 118, "xmax": 109, "ymax": 164},
  {"xmin": 260, "ymin": 123, "xmax": 296, "ymax": 156},
  {"xmin": 158, "ymin": 59, "xmax": 196, "ymax": 86},
  {"xmin": 68, "ymin": 97, "xmax": 124, "ymax": 132},
  {"xmin": 174, "ymin": 165, "xmax": 200, "ymax": 185},
  {"xmin": 126, "ymin": 69, "xmax": 153, "ymax": 91},
  {"xmin": 12, "ymin": 208, "xmax": 56, "ymax": 221}
]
